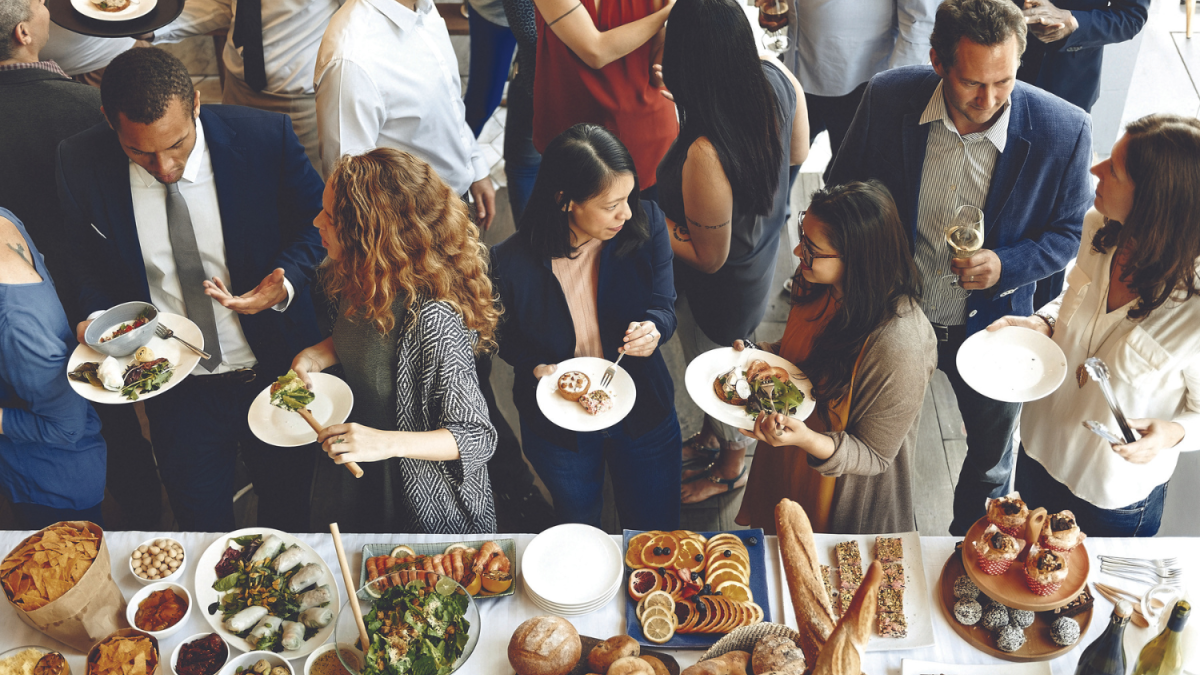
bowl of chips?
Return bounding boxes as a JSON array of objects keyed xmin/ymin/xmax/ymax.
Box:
[
  {"xmin": 126, "ymin": 582, "xmax": 191, "ymax": 640},
  {"xmin": 86, "ymin": 629, "xmax": 159, "ymax": 675},
  {"xmin": 2, "ymin": 522, "xmax": 103, "ymax": 611},
  {"xmin": 0, "ymin": 647, "xmax": 69, "ymax": 675}
]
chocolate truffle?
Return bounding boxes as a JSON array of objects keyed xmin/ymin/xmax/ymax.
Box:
[
  {"xmin": 982, "ymin": 603, "xmax": 1010, "ymax": 631},
  {"xmin": 996, "ymin": 625, "xmax": 1027, "ymax": 652},
  {"xmin": 953, "ymin": 575, "xmax": 980, "ymax": 601},
  {"xmin": 1009, "ymin": 608, "xmax": 1035, "ymax": 629},
  {"xmin": 954, "ymin": 598, "xmax": 983, "ymax": 626},
  {"xmin": 1051, "ymin": 617, "xmax": 1081, "ymax": 646}
]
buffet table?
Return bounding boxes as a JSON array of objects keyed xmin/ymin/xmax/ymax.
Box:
[{"xmin": 1, "ymin": 531, "xmax": 1196, "ymax": 675}]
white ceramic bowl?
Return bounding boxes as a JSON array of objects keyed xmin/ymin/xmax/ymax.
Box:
[
  {"xmin": 220, "ymin": 652, "xmax": 294, "ymax": 675},
  {"xmin": 130, "ymin": 536, "xmax": 187, "ymax": 585},
  {"xmin": 0, "ymin": 647, "xmax": 70, "ymax": 675},
  {"xmin": 126, "ymin": 581, "xmax": 193, "ymax": 640},
  {"xmin": 170, "ymin": 633, "xmax": 229, "ymax": 675},
  {"xmin": 303, "ymin": 643, "xmax": 362, "ymax": 675},
  {"xmin": 84, "ymin": 301, "xmax": 159, "ymax": 357}
]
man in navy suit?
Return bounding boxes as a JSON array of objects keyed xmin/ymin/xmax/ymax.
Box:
[
  {"xmin": 828, "ymin": 0, "xmax": 1093, "ymax": 535},
  {"xmin": 56, "ymin": 48, "xmax": 326, "ymax": 531}
]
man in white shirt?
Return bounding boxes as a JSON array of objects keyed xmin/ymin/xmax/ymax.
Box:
[
  {"xmin": 149, "ymin": 0, "xmax": 342, "ymax": 171},
  {"xmin": 314, "ymin": 0, "xmax": 497, "ymax": 229},
  {"xmin": 57, "ymin": 48, "xmax": 327, "ymax": 531}
]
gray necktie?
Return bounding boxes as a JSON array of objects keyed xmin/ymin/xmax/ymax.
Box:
[{"xmin": 165, "ymin": 182, "xmax": 222, "ymax": 370}]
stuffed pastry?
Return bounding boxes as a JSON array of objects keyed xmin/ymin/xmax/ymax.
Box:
[
  {"xmin": 280, "ymin": 620, "xmax": 305, "ymax": 651},
  {"xmin": 298, "ymin": 606, "xmax": 334, "ymax": 629},
  {"xmin": 288, "ymin": 563, "xmax": 325, "ymax": 592},
  {"xmin": 249, "ymin": 534, "xmax": 286, "ymax": 565},
  {"xmin": 297, "ymin": 584, "xmax": 332, "ymax": 611},
  {"xmin": 273, "ymin": 544, "xmax": 307, "ymax": 574},
  {"xmin": 247, "ymin": 615, "xmax": 283, "ymax": 648},
  {"xmin": 224, "ymin": 606, "xmax": 269, "ymax": 633}
]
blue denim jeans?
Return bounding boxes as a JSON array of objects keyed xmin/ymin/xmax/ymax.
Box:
[
  {"xmin": 1015, "ymin": 445, "xmax": 1166, "ymax": 537},
  {"xmin": 503, "ymin": 76, "xmax": 540, "ymax": 223},
  {"xmin": 941, "ymin": 325, "xmax": 1023, "ymax": 536},
  {"xmin": 520, "ymin": 411, "xmax": 682, "ymax": 531},
  {"xmin": 464, "ymin": 3, "xmax": 517, "ymax": 136}
]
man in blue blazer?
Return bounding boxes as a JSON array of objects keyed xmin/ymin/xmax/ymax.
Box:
[
  {"xmin": 56, "ymin": 48, "xmax": 325, "ymax": 531},
  {"xmin": 828, "ymin": 0, "xmax": 1093, "ymax": 535}
]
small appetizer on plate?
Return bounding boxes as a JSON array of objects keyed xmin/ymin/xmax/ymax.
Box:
[{"xmin": 556, "ymin": 371, "xmax": 590, "ymax": 402}]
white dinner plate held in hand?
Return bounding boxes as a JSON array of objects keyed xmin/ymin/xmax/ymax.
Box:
[
  {"xmin": 684, "ymin": 347, "xmax": 815, "ymax": 431},
  {"xmin": 956, "ymin": 326, "xmax": 1067, "ymax": 403},
  {"xmin": 535, "ymin": 356, "xmax": 636, "ymax": 432},
  {"xmin": 70, "ymin": 0, "xmax": 157, "ymax": 21},
  {"xmin": 66, "ymin": 312, "xmax": 203, "ymax": 404},
  {"xmin": 248, "ymin": 372, "xmax": 355, "ymax": 446}
]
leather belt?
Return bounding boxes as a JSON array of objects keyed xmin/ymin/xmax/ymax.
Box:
[
  {"xmin": 929, "ymin": 323, "xmax": 966, "ymax": 344},
  {"xmin": 190, "ymin": 368, "xmax": 258, "ymax": 386}
]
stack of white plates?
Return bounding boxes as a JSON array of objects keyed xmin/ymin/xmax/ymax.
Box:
[{"xmin": 522, "ymin": 523, "xmax": 624, "ymax": 616}]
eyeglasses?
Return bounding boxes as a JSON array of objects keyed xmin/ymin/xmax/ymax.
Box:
[{"xmin": 798, "ymin": 212, "xmax": 841, "ymax": 267}]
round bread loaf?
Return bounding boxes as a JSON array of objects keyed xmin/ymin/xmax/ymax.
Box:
[
  {"xmin": 639, "ymin": 655, "xmax": 670, "ymax": 675},
  {"xmin": 587, "ymin": 635, "xmax": 639, "ymax": 673},
  {"xmin": 608, "ymin": 656, "xmax": 654, "ymax": 675},
  {"xmin": 508, "ymin": 616, "xmax": 582, "ymax": 675}
]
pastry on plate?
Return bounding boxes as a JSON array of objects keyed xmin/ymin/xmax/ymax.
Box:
[
  {"xmin": 1040, "ymin": 510, "xmax": 1086, "ymax": 552},
  {"xmin": 578, "ymin": 389, "xmax": 613, "ymax": 415},
  {"xmin": 986, "ymin": 493, "xmax": 1029, "ymax": 537},
  {"xmin": 1024, "ymin": 545, "xmax": 1069, "ymax": 596},
  {"xmin": 91, "ymin": 0, "xmax": 130, "ymax": 11},
  {"xmin": 556, "ymin": 371, "xmax": 590, "ymax": 401},
  {"xmin": 974, "ymin": 525, "xmax": 1020, "ymax": 575}
]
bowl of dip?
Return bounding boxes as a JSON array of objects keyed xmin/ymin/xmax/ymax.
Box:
[{"xmin": 303, "ymin": 644, "xmax": 362, "ymax": 675}]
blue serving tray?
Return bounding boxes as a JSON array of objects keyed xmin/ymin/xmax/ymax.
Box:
[{"xmin": 622, "ymin": 529, "xmax": 770, "ymax": 649}]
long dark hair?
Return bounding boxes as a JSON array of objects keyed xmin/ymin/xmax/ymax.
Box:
[
  {"xmin": 661, "ymin": 0, "xmax": 783, "ymax": 216},
  {"xmin": 518, "ymin": 124, "xmax": 650, "ymax": 259},
  {"xmin": 1091, "ymin": 113, "xmax": 1200, "ymax": 320},
  {"xmin": 792, "ymin": 181, "xmax": 922, "ymax": 423}
]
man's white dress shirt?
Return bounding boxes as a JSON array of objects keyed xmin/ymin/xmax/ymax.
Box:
[
  {"xmin": 313, "ymin": 0, "xmax": 488, "ymax": 190},
  {"xmin": 1022, "ymin": 210, "xmax": 1200, "ymax": 509},
  {"xmin": 781, "ymin": 0, "xmax": 939, "ymax": 98},
  {"xmin": 121, "ymin": 119, "xmax": 291, "ymax": 373},
  {"xmin": 155, "ymin": 0, "xmax": 342, "ymax": 97},
  {"xmin": 42, "ymin": 24, "xmax": 135, "ymax": 76}
]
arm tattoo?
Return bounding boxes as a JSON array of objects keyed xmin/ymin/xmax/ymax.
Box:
[
  {"xmin": 685, "ymin": 217, "xmax": 731, "ymax": 230},
  {"xmin": 6, "ymin": 243, "xmax": 29, "ymax": 265},
  {"xmin": 672, "ymin": 222, "xmax": 691, "ymax": 242},
  {"xmin": 547, "ymin": 2, "xmax": 582, "ymax": 26}
]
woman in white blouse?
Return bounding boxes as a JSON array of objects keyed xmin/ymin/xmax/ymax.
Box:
[{"xmin": 988, "ymin": 113, "xmax": 1200, "ymax": 537}]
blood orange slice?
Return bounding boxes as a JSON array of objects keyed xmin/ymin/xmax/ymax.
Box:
[{"xmin": 627, "ymin": 568, "xmax": 662, "ymax": 601}]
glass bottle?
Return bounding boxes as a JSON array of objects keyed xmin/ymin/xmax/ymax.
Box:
[
  {"xmin": 1131, "ymin": 600, "xmax": 1191, "ymax": 675},
  {"xmin": 1074, "ymin": 600, "xmax": 1131, "ymax": 675}
]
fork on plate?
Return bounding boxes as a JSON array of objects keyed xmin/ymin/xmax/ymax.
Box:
[
  {"xmin": 155, "ymin": 323, "xmax": 210, "ymax": 360},
  {"xmin": 599, "ymin": 352, "xmax": 625, "ymax": 389}
]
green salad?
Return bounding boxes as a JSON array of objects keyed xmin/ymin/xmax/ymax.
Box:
[{"xmin": 362, "ymin": 578, "xmax": 471, "ymax": 675}]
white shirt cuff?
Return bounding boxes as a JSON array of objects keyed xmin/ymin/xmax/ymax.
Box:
[
  {"xmin": 273, "ymin": 277, "xmax": 295, "ymax": 312},
  {"xmin": 87, "ymin": 310, "xmax": 106, "ymax": 320}
]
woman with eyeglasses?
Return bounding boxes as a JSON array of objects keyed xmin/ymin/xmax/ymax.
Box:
[{"xmin": 734, "ymin": 181, "xmax": 936, "ymax": 534}]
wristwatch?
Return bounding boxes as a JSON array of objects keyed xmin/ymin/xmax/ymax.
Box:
[{"xmin": 1033, "ymin": 313, "xmax": 1056, "ymax": 334}]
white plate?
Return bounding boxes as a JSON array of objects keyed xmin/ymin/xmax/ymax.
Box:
[
  {"xmin": 522, "ymin": 523, "xmax": 623, "ymax": 605},
  {"xmin": 70, "ymin": 0, "xmax": 156, "ymax": 21},
  {"xmin": 684, "ymin": 347, "xmax": 815, "ymax": 431},
  {"xmin": 535, "ymin": 357, "xmax": 636, "ymax": 432},
  {"xmin": 67, "ymin": 312, "xmax": 202, "ymax": 404},
  {"xmin": 901, "ymin": 659, "xmax": 1051, "ymax": 675},
  {"xmin": 956, "ymin": 326, "xmax": 1068, "ymax": 403},
  {"xmin": 778, "ymin": 530, "xmax": 934, "ymax": 651},
  {"xmin": 247, "ymin": 373, "xmax": 354, "ymax": 447},
  {"xmin": 524, "ymin": 579, "xmax": 619, "ymax": 615},
  {"xmin": 194, "ymin": 528, "xmax": 339, "ymax": 659}
]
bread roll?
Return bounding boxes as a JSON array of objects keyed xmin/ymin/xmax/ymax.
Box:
[
  {"xmin": 587, "ymin": 636, "xmax": 639, "ymax": 673},
  {"xmin": 812, "ymin": 561, "xmax": 883, "ymax": 675},
  {"xmin": 680, "ymin": 651, "xmax": 750, "ymax": 675},
  {"xmin": 608, "ymin": 656, "xmax": 654, "ymax": 675},
  {"xmin": 752, "ymin": 635, "xmax": 805, "ymax": 675},
  {"xmin": 508, "ymin": 616, "xmax": 582, "ymax": 675},
  {"xmin": 639, "ymin": 655, "xmax": 670, "ymax": 675},
  {"xmin": 775, "ymin": 499, "xmax": 836, "ymax": 665}
]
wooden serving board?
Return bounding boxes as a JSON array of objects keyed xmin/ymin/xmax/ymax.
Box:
[
  {"xmin": 940, "ymin": 549, "xmax": 1092, "ymax": 662},
  {"xmin": 511, "ymin": 636, "xmax": 680, "ymax": 675},
  {"xmin": 962, "ymin": 516, "xmax": 1089, "ymax": 612}
]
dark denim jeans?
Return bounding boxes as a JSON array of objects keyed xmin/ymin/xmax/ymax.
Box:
[
  {"xmin": 1016, "ymin": 445, "xmax": 1167, "ymax": 537},
  {"xmin": 503, "ymin": 77, "xmax": 540, "ymax": 223},
  {"xmin": 464, "ymin": 3, "xmax": 517, "ymax": 136},
  {"xmin": 520, "ymin": 411, "xmax": 682, "ymax": 531},
  {"xmin": 940, "ymin": 324, "xmax": 1023, "ymax": 536}
]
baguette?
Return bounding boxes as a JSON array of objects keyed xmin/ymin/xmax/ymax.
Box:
[
  {"xmin": 775, "ymin": 499, "xmax": 837, "ymax": 666},
  {"xmin": 812, "ymin": 561, "xmax": 882, "ymax": 675}
]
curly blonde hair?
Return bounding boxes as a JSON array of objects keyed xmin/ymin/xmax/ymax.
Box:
[{"xmin": 322, "ymin": 148, "xmax": 499, "ymax": 352}]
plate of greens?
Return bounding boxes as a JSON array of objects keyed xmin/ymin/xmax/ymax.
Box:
[
  {"xmin": 247, "ymin": 372, "xmax": 354, "ymax": 447},
  {"xmin": 685, "ymin": 347, "xmax": 814, "ymax": 431},
  {"xmin": 334, "ymin": 575, "xmax": 480, "ymax": 675},
  {"xmin": 194, "ymin": 528, "xmax": 339, "ymax": 658}
]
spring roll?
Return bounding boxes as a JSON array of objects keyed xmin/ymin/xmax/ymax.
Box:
[
  {"xmin": 273, "ymin": 544, "xmax": 307, "ymax": 574},
  {"xmin": 299, "ymin": 606, "xmax": 334, "ymax": 629},
  {"xmin": 297, "ymin": 584, "xmax": 332, "ymax": 611},
  {"xmin": 224, "ymin": 606, "xmax": 269, "ymax": 633},
  {"xmin": 247, "ymin": 615, "xmax": 283, "ymax": 648},
  {"xmin": 249, "ymin": 534, "xmax": 286, "ymax": 565},
  {"xmin": 280, "ymin": 620, "xmax": 306, "ymax": 651},
  {"xmin": 288, "ymin": 563, "xmax": 325, "ymax": 592}
]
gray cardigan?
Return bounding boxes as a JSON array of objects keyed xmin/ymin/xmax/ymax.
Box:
[{"xmin": 808, "ymin": 300, "xmax": 937, "ymax": 534}]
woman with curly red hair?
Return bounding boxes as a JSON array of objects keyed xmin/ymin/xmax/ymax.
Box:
[{"xmin": 292, "ymin": 148, "xmax": 501, "ymax": 533}]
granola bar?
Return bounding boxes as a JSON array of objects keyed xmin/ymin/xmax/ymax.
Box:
[
  {"xmin": 838, "ymin": 563, "xmax": 863, "ymax": 590},
  {"xmin": 878, "ymin": 588, "xmax": 904, "ymax": 614},
  {"xmin": 881, "ymin": 562, "xmax": 905, "ymax": 589},
  {"xmin": 834, "ymin": 541, "xmax": 862, "ymax": 567},
  {"xmin": 875, "ymin": 536, "xmax": 903, "ymax": 563},
  {"xmin": 877, "ymin": 611, "xmax": 908, "ymax": 638},
  {"xmin": 838, "ymin": 592, "xmax": 853, "ymax": 617}
]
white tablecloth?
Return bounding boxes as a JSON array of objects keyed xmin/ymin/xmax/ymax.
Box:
[{"xmin": 0, "ymin": 531, "xmax": 1196, "ymax": 675}]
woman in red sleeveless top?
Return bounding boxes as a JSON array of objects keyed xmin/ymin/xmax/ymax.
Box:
[{"xmin": 532, "ymin": 0, "xmax": 677, "ymax": 196}]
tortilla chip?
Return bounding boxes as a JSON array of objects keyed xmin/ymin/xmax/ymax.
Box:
[{"xmin": 2, "ymin": 523, "xmax": 101, "ymax": 610}]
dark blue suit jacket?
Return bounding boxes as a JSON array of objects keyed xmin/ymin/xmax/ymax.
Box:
[
  {"xmin": 828, "ymin": 66, "xmax": 1094, "ymax": 336},
  {"xmin": 491, "ymin": 201, "xmax": 677, "ymax": 449},
  {"xmin": 1016, "ymin": 0, "xmax": 1150, "ymax": 112},
  {"xmin": 55, "ymin": 105, "xmax": 325, "ymax": 376}
]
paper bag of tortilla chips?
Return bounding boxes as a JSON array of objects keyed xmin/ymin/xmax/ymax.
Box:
[{"xmin": 1, "ymin": 521, "xmax": 127, "ymax": 652}]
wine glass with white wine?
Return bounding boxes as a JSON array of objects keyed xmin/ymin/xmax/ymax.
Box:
[{"xmin": 941, "ymin": 205, "xmax": 984, "ymax": 299}]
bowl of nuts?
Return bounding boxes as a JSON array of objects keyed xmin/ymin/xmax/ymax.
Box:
[
  {"xmin": 220, "ymin": 653, "xmax": 292, "ymax": 675},
  {"xmin": 130, "ymin": 537, "xmax": 186, "ymax": 585}
]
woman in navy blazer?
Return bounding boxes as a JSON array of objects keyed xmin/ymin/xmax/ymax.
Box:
[{"xmin": 491, "ymin": 124, "xmax": 681, "ymax": 530}]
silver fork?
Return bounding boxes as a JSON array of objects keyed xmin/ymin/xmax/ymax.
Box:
[
  {"xmin": 155, "ymin": 324, "xmax": 211, "ymax": 360},
  {"xmin": 599, "ymin": 352, "xmax": 625, "ymax": 389},
  {"xmin": 1100, "ymin": 561, "xmax": 1184, "ymax": 586},
  {"xmin": 1099, "ymin": 556, "xmax": 1178, "ymax": 568}
]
